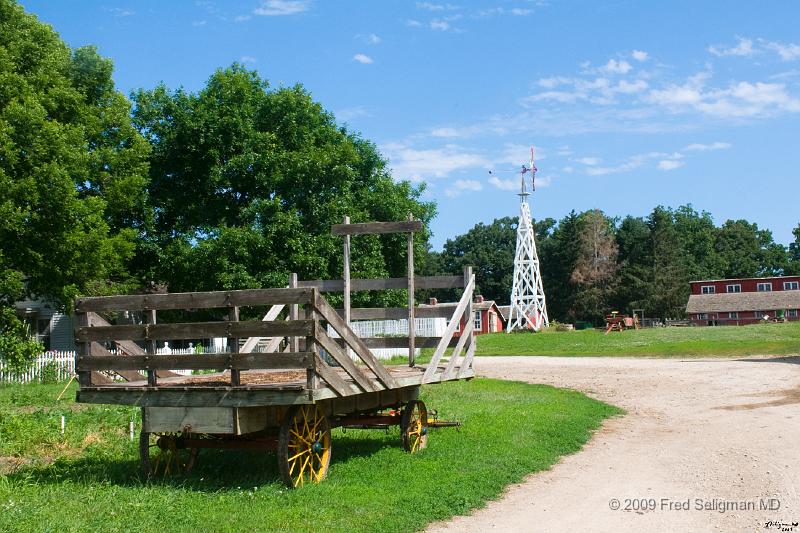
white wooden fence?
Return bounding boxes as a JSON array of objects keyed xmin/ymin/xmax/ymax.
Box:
[
  {"xmin": 327, "ymin": 317, "xmax": 447, "ymax": 359},
  {"xmin": 0, "ymin": 350, "xmax": 76, "ymax": 384}
]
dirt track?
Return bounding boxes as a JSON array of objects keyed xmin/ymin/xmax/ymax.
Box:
[{"xmin": 428, "ymin": 356, "xmax": 800, "ymax": 532}]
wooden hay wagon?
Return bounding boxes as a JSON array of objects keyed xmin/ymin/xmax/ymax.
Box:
[{"xmin": 73, "ymin": 219, "xmax": 477, "ymax": 487}]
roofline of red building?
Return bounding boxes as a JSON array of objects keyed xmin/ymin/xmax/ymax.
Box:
[{"xmin": 689, "ymin": 275, "xmax": 800, "ymax": 284}]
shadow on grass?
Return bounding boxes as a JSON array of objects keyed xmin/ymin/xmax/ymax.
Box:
[{"xmin": 5, "ymin": 429, "xmax": 399, "ymax": 492}]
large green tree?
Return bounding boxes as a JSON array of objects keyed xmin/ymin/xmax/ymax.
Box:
[
  {"xmin": 131, "ymin": 66, "xmax": 434, "ymax": 305},
  {"xmin": 0, "ymin": 1, "xmax": 149, "ymax": 307},
  {"xmin": 788, "ymin": 223, "xmax": 800, "ymax": 275}
]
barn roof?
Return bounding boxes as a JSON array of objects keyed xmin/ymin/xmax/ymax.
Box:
[{"xmin": 686, "ymin": 291, "xmax": 800, "ymax": 313}]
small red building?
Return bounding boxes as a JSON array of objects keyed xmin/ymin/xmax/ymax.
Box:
[
  {"xmin": 685, "ymin": 275, "xmax": 800, "ymax": 326},
  {"xmin": 422, "ymin": 296, "xmax": 504, "ymax": 335}
]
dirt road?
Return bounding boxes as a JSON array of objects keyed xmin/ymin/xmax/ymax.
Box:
[{"xmin": 428, "ymin": 356, "xmax": 800, "ymax": 532}]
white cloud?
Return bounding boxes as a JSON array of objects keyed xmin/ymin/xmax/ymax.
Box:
[
  {"xmin": 335, "ymin": 106, "xmax": 371, "ymax": 121},
  {"xmin": 575, "ymin": 157, "xmax": 601, "ymax": 166},
  {"xmin": 510, "ymin": 8, "xmax": 532, "ymax": 16},
  {"xmin": 254, "ymin": 0, "xmax": 310, "ymax": 16},
  {"xmin": 684, "ymin": 142, "xmax": 731, "ymax": 152},
  {"xmin": 488, "ymin": 175, "xmax": 519, "ymax": 191},
  {"xmin": 353, "ymin": 53, "xmax": 374, "ymax": 64},
  {"xmin": 416, "ymin": 2, "xmax": 458, "ymax": 11},
  {"xmin": 632, "ymin": 50, "xmax": 648, "ymax": 62},
  {"xmin": 430, "ymin": 19, "xmax": 450, "ymax": 31},
  {"xmin": 708, "ymin": 37, "xmax": 754, "ymax": 57},
  {"xmin": 764, "ymin": 40, "xmax": 800, "ymax": 61},
  {"xmin": 192, "ymin": 20, "xmax": 207, "ymax": 27},
  {"xmin": 383, "ymin": 143, "xmax": 490, "ymax": 182},
  {"xmin": 234, "ymin": 14, "xmax": 252, "ymax": 22},
  {"xmin": 406, "ymin": 19, "xmax": 423, "ymax": 27},
  {"xmin": 367, "ymin": 33, "xmax": 381, "ymax": 44},
  {"xmin": 445, "ymin": 179, "xmax": 483, "ymax": 197},
  {"xmin": 105, "ymin": 7, "xmax": 134, "ymax": 17},
  {"xmin": 599, "ymin": 59, "xmax": 632, "ymax": 75},
  {"xmin": 240, "ymin": 55, "xmax": 257, "ymax": 64},
  {"xmin": 658, "ymin": 159, "xmax": 685, "ymax": 170}
]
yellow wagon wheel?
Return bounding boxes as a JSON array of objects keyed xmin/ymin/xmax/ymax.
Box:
[
  {"xmin": 278, "ymin": 404, "xmax": 331, "ymax": 488},
  {"xmin": 139, "ymin": 431, "xmax": 198, "ymax": 479},
  {"xmin": 401, "ymin": 400, "xmax": 428, "ymax": 453}
]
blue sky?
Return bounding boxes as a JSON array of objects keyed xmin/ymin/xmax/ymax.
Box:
[{"xmin": 22, "ymin": 0, "xmax": 800, "ymax": 248}]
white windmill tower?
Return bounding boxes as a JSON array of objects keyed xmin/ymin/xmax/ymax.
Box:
[{"xmin": 507, "ymin": 147, "xmax": 549, "ymax": 332}]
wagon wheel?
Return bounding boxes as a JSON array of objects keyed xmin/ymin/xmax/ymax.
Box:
[
  {"xmin": 401, "ymin": 400, "xmax": 428, "ymax": 453},
  {"xmin": 278, "ymin": 404, "xmax": 331, "ymax": 488},
  {"xmin": 139, "ymin": 431, "xmax": 199, "ymax": 479}
]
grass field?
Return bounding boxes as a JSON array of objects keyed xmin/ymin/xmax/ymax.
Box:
[
  {"xmin": 0, "ymin": 379, "xmax": 620, "ymax": 533},
  {"xmin": 476, "ymin": 321, "xmax": 800, "ymax": 357}
]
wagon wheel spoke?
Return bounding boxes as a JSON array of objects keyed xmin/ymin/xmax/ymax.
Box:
[
  {"xmin": 401, "ymin": 400, "xmax": 428, "ymax": 454},
  {"xmin": 279, "ymin": 404, "xmax": 331, "ymax": 489}
]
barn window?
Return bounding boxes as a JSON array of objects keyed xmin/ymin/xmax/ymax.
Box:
[
  {"xmin": 701, "ymin": 285, "xmax": 715, "ymax": 294},
  {"xmin": 784, "ymin": 281, "xmax": 799, "ymax": 291},
  {"xmin": 788, "ymin": 309, "xmax": 798, "ymax": 318},
  {"xmin": 757, "ymin": 283, "xmax": 772, "ymax": 292},
  {"xmin": 474, "ymin": 311, "xmax": 482, "ymax": 331},
  {"xmin": 698, "ymin": 313, "xmax": 708, "ymax": 320},
  {"xmin": 726, "ymin": 284, "xmax": 741, "ymax": 293},
  {"xmin": 728, "ymin": 312, "xmax": 738, "ymax": 319}
]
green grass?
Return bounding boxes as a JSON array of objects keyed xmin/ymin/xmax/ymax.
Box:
[
  {"xmin": 0, "ymin": 380, "xmax": 620, "ymax": 533},
  {"xmin": 476, "ymin": 321, "xmax": 800, "ymax": 357}
]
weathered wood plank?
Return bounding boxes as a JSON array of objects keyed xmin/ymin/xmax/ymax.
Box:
[
  {"xmin": 76, "ymin": 352, "xmax": 313, "ymax": 371},
  {"xmin": 314, "ymin": 328, "xmax": 379, "ymax": 392},
  {"xmin": 76, "ymin": 388, "xmax": 313, "ymax": 407},
  {"xmin": 407, "ymin": 214, "xmax": 416, "ymax": 366},
  {"xmin": 297, "ymin": 275, "xmax": 464, "ymax": 292},
  {"xmin": 312, "ymin": 354, "xmax": 353, "ymax": 396},
  {"xmin": 331, "ymin": 220, "xmax": 423, "ymax": 236},
  {"xmin": 442, "ymin": 320, "xmax": 473, "ymax": 380},
  {"xmin": 75, "ymin": 320, "xmax": 314, "ymax": 342},
  {"xmin": 423, "ymin": 273, "xmax": 475, "ymax": 383},
  {"xmin": 143, "ymin": 406, "xmax": 235, "ymax": 433},
  {"xmin": 239, "ymin": 303, "xmax": 285, "ymax": 352},
  {"xmin": 456, "ymin": 337, "xmax": 477, "ymax": 379},
  {"xmin": 75, "ymin": 288, "xmax": 315, "ymax": 313},
  {"xmin": 312, "ymin": 293, "xmax": 398, "ymax": 389}
]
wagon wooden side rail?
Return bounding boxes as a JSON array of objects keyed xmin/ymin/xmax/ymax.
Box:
[{"xmin": 74, "ymin": 274, "xmax": 476, "ymax": 408}]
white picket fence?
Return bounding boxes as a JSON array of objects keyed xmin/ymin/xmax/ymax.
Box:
[
  {"xmin": 0, "ymin": 350, "xmax": 76, "ymax": 384},
  {"xmin": 327, "ymin": 317, "xmax": 447, "ymax": 359}
]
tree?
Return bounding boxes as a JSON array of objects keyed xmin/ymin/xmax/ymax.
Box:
[
  {"xmin": 645, "ymin": 207, "xmax": 690, "ymax": 319},
  {"xmin": 788, "ymin": 224, "xmax": 800, "ymax": 275},
  {"xmin": 570, "ymin": 209, "xmax": 618, "ymax": 322},
  {"xmin": 715, "ymin": 220, "xmax": 787, "ymax": 278},
  {"xmin": 0, "ymin": 0, "xmax": 149, "ymax": 361},
  {"xmin": 131, "ymin": 66, "xmax": 435, "ymax": 305},
  {"xmin": 540, "ymin": 211, "xmax": 582, "ymax": 322}
]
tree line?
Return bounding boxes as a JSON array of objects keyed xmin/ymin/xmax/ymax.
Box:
[{"xmin": 425, "ymin": 207, "xmax": 800, "ymax": 323}]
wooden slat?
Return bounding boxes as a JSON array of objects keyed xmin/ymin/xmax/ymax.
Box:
[
  {"xmin": 442, "ymin": 320, "xmax": 473, "ymax": 380},
  {"xmin": 87, "ymin": 314, "xmax": 179, "ymax": 379},
  {"xmin": 331, "ymin": 220, "xmax": 423, "ymax": 235},
  {"xmin": 240, "ymin": 304, "xmax": 285, "ymax": 352},
  {"xmin": 314, "ymin": 328, "xmax": 379, "ymax": 392},
  {"xmin": 297, "ymin": 275, "xmax": 464, "ymax": 292},
  {"xmin": 75, "ymin": 320, "xmax": 314, "ymax": 342},
  {"xmin": 76, "ymin": 388, "xmax": 312, "ymax": 407},
  {"xmin": 75, "ymin": 288, "xmax": 315, "ymax": 313},
  {"xmin": 423, "ymin": 273, "xmax": 475, "ymax": 383},
  {"xmin": 456, "ymin": 337, "xmax": 477, "ymax": 379},
  {"xmin": 76, "ymin": 352, "xmax": 313, "ymax": 371},
  {"xmin": 312, "ymin": 292, "xmax": 398, "ymax": 389},
  {"xmin": 312, "ymin": 354, "xmax": 353, "ymax": 396}
]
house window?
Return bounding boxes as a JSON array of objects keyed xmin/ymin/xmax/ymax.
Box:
[
  {"xmin": 755, "ymin": 311, "xmax": 771, "ymax": 319},
  {"xmin": 726, "ymin": 284, "xmax": 742, "ymax": 293},
  {"xmin": 35, "ymin": 317, "xmax": 51, "ymax": 350},
  {"xmin": 788, "ymin": 309, "xmax": 798, "ymax": 318},
  {"xmin": 474, "ymin": 311, "xmax": 482, "ymax": 331},
  {"xmin": 728, "ymin": 312, "xmax": 738, "ymax": 319},
  {"xmin": 701, "ymin": 285, "xmax": 715, "ymax": 294},
  {"xmin": 697, "ymin": 313, "xmax": 708, "ymax": 320},
  {"xmin": 784, "ymin": 281, "xmax": 799, "ymax": 291},
  {"xmin": 757, "ymin": 282, "xmax": 772, "ymax": 292}
]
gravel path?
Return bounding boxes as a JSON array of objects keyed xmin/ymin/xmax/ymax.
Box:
[{"xmin": 428, "ymin": 356, "xmax": 800, "ymax": 532}]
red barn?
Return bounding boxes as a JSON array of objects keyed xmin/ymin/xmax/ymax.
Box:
[
  {"xmin": 422, "ymin": 296, "xmax": 504, "ymax": 335},
  {"xmin": 685, "ymin": 276, "xmax": 800, "ymax": 326}
]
